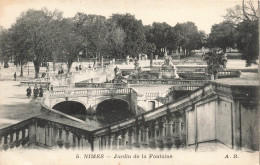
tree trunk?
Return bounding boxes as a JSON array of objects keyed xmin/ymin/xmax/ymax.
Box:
[
  {"xmin": 33, "ymin": 60, "xmax": 40, "ymax": 79},
  {"xmin": 214, "ymin": 71, "xmax": 218, "ymax": 80},
  {"xmin": 67, "ymin": 61, "xmax": 72, "ymax": 74},
  {"xmin": 20, "ymin": 63, "xmax": 23, "ymax": 77},
  {"xmin": 150, "ymin": 52, "xmax": 154, "ymax": 67},
  {"xmin": 52, "ymin": 58, "xmax": 56, "ymax": 72}
]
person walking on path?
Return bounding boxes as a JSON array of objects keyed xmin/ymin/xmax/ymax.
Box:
[
  {"xmin": 14, "ymin": 72, "xmax": 16, "ymax": 81},
  {"xmin": 26, "ymin": 85, "xmax": 32, "ymax": 98},
  {"xmin": 39, "ymin": 85, "xmax": 43, "ymax": 97},
  {"xmin": 50, "ymin": 85, "xmax": 54, "ymax": 91},
  {"xmin": 33, "ymin": 85, "xmax": 39, "ymax": 98}
]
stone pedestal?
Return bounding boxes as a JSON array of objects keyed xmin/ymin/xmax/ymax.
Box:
[{"xmin": 161, "ymin": 65, "xmax": 179, "ymax": 79}]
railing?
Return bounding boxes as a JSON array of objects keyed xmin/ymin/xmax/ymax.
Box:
[
  {"xmin": 75, "ymin": 83, "xmax": 128, "ymax": 88},
  {"xmin": 169, "ymin": 85, "xmax": 202, "ymax": 91},
  {"xmin": 0, "ymin": 118, "xmax": 31, "ymax": 150},
  {"xmin": 90, "ymin": 84, "xmax": 217, "ymax": 150},
  {"xmin": 155, "ymin": 61, "xmax": 207, "ymax": 66},
  {"xmin": 218, "ymin": 71, "xmax": 240, "ymax": 78},
  {"xmin": 175, "ymin": 66, "xmax": 207, "ymax": 73},
  {"xmin": 127, "ymin": 79, "xmax": 209, "ymax": 86},
  {"xmin": 0, "ymin": 83, "xmax": 258, "ymax": 151},
  {"xmin": 49, "ymin": 88, "xmax": 133, "ymax": 98},
  {"xmin": 145, "ymin": 92, "xmax": 160, "ymax": 100},
  {"xmin": 0, "ymin": 117, "xmax": 93, "ymax": 151}
]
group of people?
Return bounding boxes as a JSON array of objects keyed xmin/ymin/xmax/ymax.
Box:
[
  {"xmin": 75, "ymin": 65, "xmax": 82, "ymax": 71},
  {"xmin": 26, "ymin": 85, "xmax": 44, "ymax": 98},
  {"xmin": 58, "ymin": 69, "xmax": 64, "ymax": 75}
]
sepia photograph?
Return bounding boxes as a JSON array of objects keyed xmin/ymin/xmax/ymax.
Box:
[{"xmin": 0, "ymin": 0, "xmax": 259, "ymax": 164}]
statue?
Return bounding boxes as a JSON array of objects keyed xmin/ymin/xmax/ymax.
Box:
[
  {"xmin": 114, "ymin": 66, "xmax": 120, "ymax": 76},
  {"xmin": 161, "ymin": 52, "xmax": 179, "ymax": 79},
  {"xmin": 163, "ymin": 52, "xmax": 173, "ymax": 66},
  {"xmin": 126, "ymin": 55, "xmax": 130, "ymax": 65}
]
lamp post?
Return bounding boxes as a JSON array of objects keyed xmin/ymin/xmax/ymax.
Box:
[{"xmin": 28, "ymin": 62, "xmax": 29, "ymax": 75}]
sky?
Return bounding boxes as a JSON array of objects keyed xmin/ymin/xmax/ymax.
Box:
[{"xmin": 0, "ymin": 0, "xmax": 244, "ymax": 34}]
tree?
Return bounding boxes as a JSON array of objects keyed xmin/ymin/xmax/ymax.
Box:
[
  {"xmin": 173, "ymin": 22, "xmax": 201, "ymax": 56},
  {"xmin": 236, "ymin": 20, "xmax": 258, "ymax": 66},
  {"xmin": 144, "ymin": 22, "xmax": 172, "ymax": 55},
  {"xmin": 111, "ymin": 14, "xmax": 147, "ymax": 58},
  {"xmin": 57, "ymin": 18, "xmax": 86, "ymax": 73},
  {"xmin": 224, "ymin": 0, "xmax": 258, "ymax": 24},
  {"xmin": 0, "ymin": 28, "xmax": 12, "ymax": 68},
  {"xmin": 208, "ymin": 21, "xmax": 236, "ymax": 52},
  {"xmin": 198, "ymin": 30, "xmax": 208, "ymax": 48},
  {"xmin": 204, "ymin": 49, "xmax": 227, "ymax": 80},
  {"xmin": 105, "ymin": 20, "xmax": 126, "ymax": 59},
  {"xmin": 9, "ymin": 23, "xmax": 32, "ymax": 76},
  {"xmin": 223, "ymin": 0, "xmax": 258, "ymax": 66},
  {"xmin": 147, "ymin": 43, "xmax": 156, "ymax": 67},
  {"xmin": 12, "ymin": 9, "xmax": 56, "ymax": 78}
]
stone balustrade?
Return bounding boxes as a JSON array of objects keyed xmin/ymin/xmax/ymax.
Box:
[
  {"xmin": 145, "ymin": 92, "xmax": 160, "ymax": 100},
  {"xmin": 0, "ymin": 118, "xmax": 31, "ymax": 150},
  {"xmin": 1, "ymin": 83, "xmax": 258, "ymax": 151},
  {"xmin": 75, "ymin": 83, "xmax": 128, "ymax": 88},
  {"xmin": 0, "ymin": 117, "xmax": 94, "ymax": 151},
  {"xmin": 127, "ymin": 79, "xmax": 209, "ymax": 86},
  {"xmin": 48, "ymin": 88, "xmax": 134, "ymax": 98},
  {"xmin": 218, "ymin": 71, "xmax": 240, "ymax": 78}
]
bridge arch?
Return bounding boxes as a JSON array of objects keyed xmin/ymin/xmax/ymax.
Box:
[
  {"xmin": 52, "ymin": 101, "xmax": 87, "ymax": 121},
  {"xmin": 96, "ymin": 98, "xmax": 134, "ymax": 125}
]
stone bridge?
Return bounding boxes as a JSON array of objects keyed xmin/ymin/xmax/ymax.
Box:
[{"xmin": 44, "ymin": 88, "xmax": 138, "ymax": 116}]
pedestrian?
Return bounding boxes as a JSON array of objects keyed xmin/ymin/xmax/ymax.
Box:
[
  {"xmin": 79, "ymin": 65, "xmax": 82, "ymax": 70},
  {"xmin": 58, "ymin": 70, "xmax": 61, "ymax": 75},
  {"xmin": 50, "ymin": 85, "xmax": 54, "ymax": 91},
  {"xmin": 33, "ymin": 85, "xmax": 39, "ymax": 98},
  {"xmin": 39, "ymin": 85, "xmax": 43, "ymax": 97},
  {"xmin": 76, "ymin": 65, "xmax": 78, "ymax": 71},
  {"xmin": 14, "ymin": 72, "xmax": 16, "ymax": 81},
  {"xmin": 26, "ymin": 85, "xmax": 32, "ymax": 98},
  {"xmin": 61, "ymin": 69, "xmax": 64, "ymax": 74}
]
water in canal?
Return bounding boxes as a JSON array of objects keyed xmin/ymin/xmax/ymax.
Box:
[{"xmin": 52, "ymin": 99, "xmax": 135, "ymax": 127}]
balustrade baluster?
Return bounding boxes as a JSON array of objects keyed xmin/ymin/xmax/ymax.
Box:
[
  {"xmin": 127, "ymin": 128, "xmax": 133, "ymax": 149},
  {"xmin": 72, "ymin": 134, "xmax": 76, "ymax": 149},
  {"xmin": 113, "ymin": 133, "xmax": 119, "ymax": 150},
  {"xmin": 106, "ymin": 136, "xmax": 111, "ymax": 150},
  {"xmin": 47, "ymin": 125, "xmax": 52, "ymax": 147},
  {"xmin": 77, "ymin": 136, "xmax": 81, "ymax": 150},
  {"xmin": 15, "ymin": 130, "xmax": 20, "ymax": 148},
  {"xmin": 3, "ymin": 135, "xmax": 8, "ymax": 150},
  {"xmin": 100, "ymin": 136, "xmax": 105, "ymax": 150},
  {"xmin": 64, "ymin": 130, "xmax": 70, "ymax": 149},
  {"xmin": 21, "ymin": 129, "xmax": 26, "ymax": 146},
  {"xmin": 141, "ymin": 127, "xmax": 149, "ymax": 148},
  {"xmin": 173, "ymin": 117, "xmax": 181, "ymax": 149},
  {"xmin": 0, "ymin": 136, "xmax": 2, "ymax": 149},
  {"xmin": 164, "ymin": 120, "xmax": 174, "ymax": 149},
  {"xmin": 120, "ymin": 130, "xmax": 126, "ymax": 150},
  {"xmin": 156, "ymin": 119, "xmax": 165, "ymax": 149},
  {"xmin": 148, "ymin": 122, "xmax": 156, "ymax": 149},
  {"xmin": 57, "ymin": 128, "xmax": 63, "ymax": 148},
  {"xmin": 8, "ymin": 132, "xmax": 14, "ymax": 149}
]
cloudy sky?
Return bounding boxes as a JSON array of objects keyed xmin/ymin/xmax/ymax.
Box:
[{"xmin": 0, "ymin": 0, "xmax": 242, "ymax": 33}]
